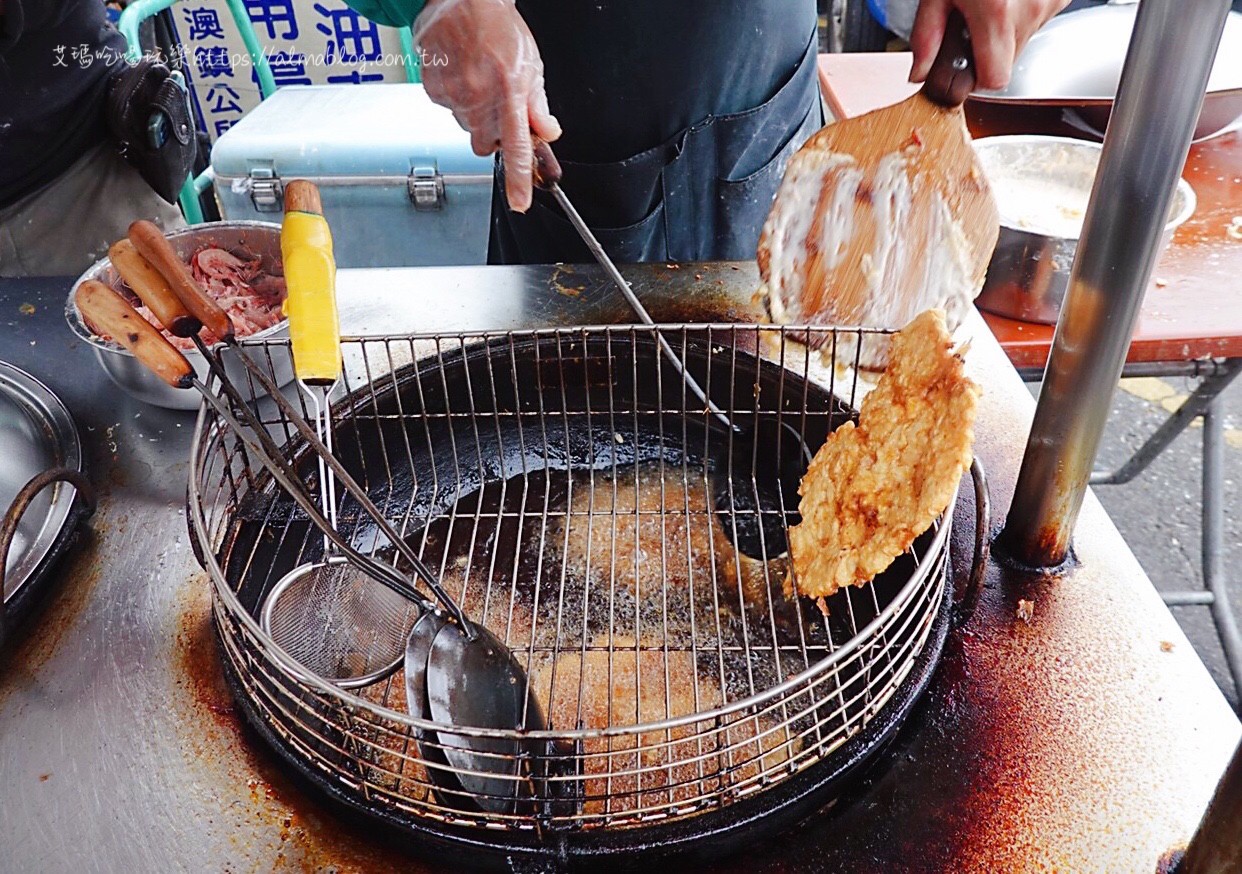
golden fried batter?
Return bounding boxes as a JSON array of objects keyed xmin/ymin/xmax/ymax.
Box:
[
  {"xmin": 530, "ymin": 634, "xmax": 796, "ymax": 816},
  {"xmin": 354, "ymin": 669, "xmax": 431, "ymax": 797},
  {"xmin": 554, "ymin": 463, "xmax": 721, "ymax": 602},
  {"xmin": 552, "ymin": 462, "xmax": 796, "ymax": 626},
  {"xmin": 787, "ymin": 309, "xmax": 979, "ymax": 600}
]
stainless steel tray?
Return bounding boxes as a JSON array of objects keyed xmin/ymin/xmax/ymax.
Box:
[{"xmin": 0, "ymin": 362, "xmax": 86, "ymax": 607}]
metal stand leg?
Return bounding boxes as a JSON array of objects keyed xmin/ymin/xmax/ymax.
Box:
[
  {"xmin": 1204, "ymin": 396, "xmax": 1242, "ymax": 698},
  {"xmin": 1091, "ymin": 359, "xmax": 1242, "ymax": 485},
  {"xmin": 1079, "ymin": 358, "xmax": 1242, "ymax": 702}
]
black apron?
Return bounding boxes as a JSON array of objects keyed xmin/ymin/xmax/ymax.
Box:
[{"xmin": 489, "ymin": 33, "xmax": 823, "ymax": 265}]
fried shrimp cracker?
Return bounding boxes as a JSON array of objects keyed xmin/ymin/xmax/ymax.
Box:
[{"xmin": 786, "ymin": 310, "xmax": 979, "ymax": 601}]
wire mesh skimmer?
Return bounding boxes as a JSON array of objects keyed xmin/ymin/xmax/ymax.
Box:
[{"xmin": 188, "ymin": 323, "xmax": 985, "ymax": 869}]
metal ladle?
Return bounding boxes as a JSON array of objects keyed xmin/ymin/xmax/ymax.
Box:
[{"xmin": 405, "ymin": 610, "xmax": 547, "ymax": 813}]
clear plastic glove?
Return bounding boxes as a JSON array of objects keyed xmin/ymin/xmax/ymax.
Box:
[
  {"xmin": 908, "ymin": 0, "xmax": 1071, "ymax": 91},
  {"xmin": 414, "ymin": 0, "xmax": 561, "ymax": 212}
]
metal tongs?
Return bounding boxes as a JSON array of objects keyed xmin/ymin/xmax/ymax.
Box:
[
  {"xmin": 85, "ymin": 197, "xmax": 548, "ymax": 814},
  {"xmin": 526, "ymin": 141, "xmax": 815, "ymax": 558},
  {"xmin": 530, "ymin": 139, "xmax": 738, "ymax": 433}
]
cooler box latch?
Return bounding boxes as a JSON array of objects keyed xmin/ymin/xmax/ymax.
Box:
[
  {"xmin": 409, "ymin": 164, "xmax": 445, "ymax": 211},
  {"xmin": 248, "ymin": 167, "xmax": 283, "ymax": 212}
]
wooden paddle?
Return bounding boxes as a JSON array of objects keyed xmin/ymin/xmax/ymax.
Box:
[
  {"xmin": 758, "ymin": 11, "xmax": 999, "ymax": 366},
  {"xmin": 76, "ymin": 280, "xmax": 193, "ymax": 389},
  {"xmin": 128, "ymin": 219, "xmax": 234, "ymax": 343}
]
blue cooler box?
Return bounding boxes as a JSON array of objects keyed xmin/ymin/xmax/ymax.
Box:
[{"xmin": 211, "ymin": 84, "xmax": 494, "ymax": 268}]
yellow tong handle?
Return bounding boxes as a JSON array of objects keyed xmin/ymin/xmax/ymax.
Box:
[{"xmin": 281, "ymin": 199, "xmax": 341, "ymax": 384}]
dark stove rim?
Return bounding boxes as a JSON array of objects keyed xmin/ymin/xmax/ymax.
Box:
[{"xmin": 215, "ymin": 580, "xmax": 952, "ymax": 872}]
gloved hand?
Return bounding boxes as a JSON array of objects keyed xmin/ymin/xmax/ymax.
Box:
[
  {"xmin": 907, "ymin": 0, "xmax": 1071, "ymax": 91},
  {"xmin": 414, "ymin": 0, "xmax": 561, "ymax": 212}
]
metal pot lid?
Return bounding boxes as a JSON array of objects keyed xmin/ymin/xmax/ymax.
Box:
[
  {"xmin": 973, "ymin": 5, "xmax": 1242, "ymax": 103},
  {"xmin": 0, "ymin": 362, "xmax": 84, "ymax": 603}
]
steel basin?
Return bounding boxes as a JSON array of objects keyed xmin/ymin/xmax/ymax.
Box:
[
  {"xmin": 64, "ymin": 221, "xmax": 292, "ymax": 410},
  {"xmin": 970, "ymin": 4, "xmax": 1242, "ymax": 143},
  {"xmin": 0, "ymin": 362, "xmax": 84, "ymax": 611},
  {"xmin": 974, "ymin": 136, "xmax": 1196, "ymax": 325}
]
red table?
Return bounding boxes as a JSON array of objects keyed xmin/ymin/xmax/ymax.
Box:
[{"xmin": 817, "ymin": 51, "xmax": 1242, "ymax": 693}]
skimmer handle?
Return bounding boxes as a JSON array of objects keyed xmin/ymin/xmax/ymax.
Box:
[{"xmin": 282, "ymin": 180, "xmax": 342, "ymax": 386}]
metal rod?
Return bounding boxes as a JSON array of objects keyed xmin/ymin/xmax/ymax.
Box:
[
  {"xmin": 548, "ymin": 183, "xmax": 738, "ymax": 432},
  {"xmin": 1178, "ymin": 740, "xmax": 1242, "ymax": 874},
  {"xmin": 184, "ymin": 337, "xmax": 420, "ymax": 606},
  {"xmin": 189, "ymin": 377, "xmax": 432, "ymax": 610},
  {"xmin": 1000, "ymin": 0, "xmax": 1234, "ymax": 566},
  {"xmin": 1202, "ymin": 397, "xmax": 1242, "ymax": 697},
  {"xmin": 1118, "ymin": 360, "xmax": 1233, "ymax": 380},
  {"xmin": 221, "ymin": 338, "xmax": 472, "ymax": 630},
  {"xmin": 191, "ymin": 335, "xmax": 352, "ymax": 570},
  {"xmin": 1162, "ymin": 592, "xmax": 1215, "ymax": 607},
  {"xmin": 303, "ymin": 383, "xmax": 338, "ymax": 554},
  {"xmin": 1015, "ymin": 359, "xmax": 1233, "ymax": 383}
]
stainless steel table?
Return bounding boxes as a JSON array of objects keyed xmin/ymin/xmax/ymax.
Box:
[{"xmin": 2, "ymin": 264, "xmax": 1238, "ymax": 872}]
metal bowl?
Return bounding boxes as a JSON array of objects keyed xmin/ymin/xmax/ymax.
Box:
[
  {"xmin": 65, "ymin": 221, "xmax": 293, "ymax": 410},
  {"xmin": 974, "ymin": 136, "xmax": 1196, "ymax": 325},
  {"xmin": 971, "ymin": 4, "xmax": 1242, "ymax": 143}
]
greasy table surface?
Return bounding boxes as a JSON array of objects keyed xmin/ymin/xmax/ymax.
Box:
[
  {"xmin": 1, "ymin": 264, "xmax": 1238, "ymax": 872},
  {"xmin": 819, "ymin": 52, "xmax": 1242, "ymax": 368}
]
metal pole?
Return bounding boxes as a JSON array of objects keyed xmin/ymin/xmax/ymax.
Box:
[
  {"xmin": 1177, "ymin": 740, "xmax": 1242, "ymax": 874},
  {"xmin": 1000, "ymin": 0, "xmax": 1233, "ymax": 567},
  {"xmin": 1202, "ymin": 398, "xmax": 1242, "ymax": 697}
]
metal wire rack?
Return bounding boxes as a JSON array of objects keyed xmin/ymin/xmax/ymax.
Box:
[{"xmin": 187, "ymin": 323, "xmax": 959, "ymax": 851}]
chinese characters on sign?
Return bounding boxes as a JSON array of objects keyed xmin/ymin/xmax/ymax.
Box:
[
  {"xmin": 246, "ymin": 0, "xmax": 299, "ymax": 40},
  {"xmin": 185, "ymin": 7, "xmax": 226, "ymax": 40},
  {"xmin": 172, "ymin": 0, "xmax": 418, "ymax": 142}
]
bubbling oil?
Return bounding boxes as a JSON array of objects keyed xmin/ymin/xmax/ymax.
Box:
[{"xmin": 406, "ymin": 460, "xmax": 837, "ymax": 721}]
